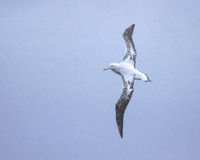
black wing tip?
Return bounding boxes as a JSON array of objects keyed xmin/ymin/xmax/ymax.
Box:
[
  {"xmin": 120, "ymin": 132, "xmax": 123, "ymax": 138},
  {"xmin": 128, "ymin": 24, "xmax": 135, "ymax": 33},
  {"xmin": 123, "ymin": 24, "xmax": 135, "ymax": 37},
  {"xmin": 116, "ymin": 111, "xmax": 124, "ymax": 138},
  {"xmin": 129, "ymin": 24, "xmax": 135, "ymax": 30},
  {"xmin": 118, "ymin": 125, "xmax": 123, "ymax": 138}
]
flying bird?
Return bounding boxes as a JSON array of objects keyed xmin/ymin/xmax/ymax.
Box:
[{"xmin": 104, "ymin": 24, "xmax": 151, "ymax": 138}]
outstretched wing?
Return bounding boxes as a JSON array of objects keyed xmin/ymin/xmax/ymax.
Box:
[
  {"xmin": 123, "ymin": 24, "xmax": 137, "ymax": 67},
  {"xmin": 116, "ymin": 76, "xmax": 134, "ymax": 138}
]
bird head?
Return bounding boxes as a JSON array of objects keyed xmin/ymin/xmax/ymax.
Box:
[
  {"xmin": 103, "ymin": 63, "xmax": 118, "ymax": 71},
  {"xmin": 103, "ymin": 63, "xmax": 121, "ymax": 75}
]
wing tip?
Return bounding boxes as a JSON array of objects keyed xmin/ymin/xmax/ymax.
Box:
[
  {"xmin": 118, "ymin": 123, "xmax": 123, "ymax": 138},
  {"xmin": 129, "ymin": 24, "xmax": 135, "ymax": 33},
  {"xmin": 120, "ymin": 132, "xmax": 123, "ymax": 138},
  {"xmin": 123, "ymin": 24, "xmax": 135, "ymax": 37},
  {"xmin": 129, "ymin": 24, "xmax": 135, "ymax": 30}
]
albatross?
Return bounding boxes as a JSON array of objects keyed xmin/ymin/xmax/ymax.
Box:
[{"xmin": 104, "ymin": 24, "xmax": 151, "ymax": 138}]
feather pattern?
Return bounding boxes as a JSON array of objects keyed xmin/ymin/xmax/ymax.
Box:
[
  {"xmin": 104, "ymin": 24, "xmax": 151, "ymax": 138},
  {"xmin": 123, "ymin": 24, "xmax": 137, "ymax": 67},
  {"xmin": 116, "ymin": 77, "xmax": 134, "ymax": 138}
]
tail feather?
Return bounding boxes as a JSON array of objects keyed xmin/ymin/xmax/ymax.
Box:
[{"xmin": 145, "ymin": 74, "xmax": 151, "ymax": 82}]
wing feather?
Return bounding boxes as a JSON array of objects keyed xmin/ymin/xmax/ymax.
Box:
[
  {"xmin": 123, "ymin": 24, "xmax": 137, "ymax": 67},
  {"xmin": 115, "ymin": 76, "xmax": 134, "ymax": 138}
]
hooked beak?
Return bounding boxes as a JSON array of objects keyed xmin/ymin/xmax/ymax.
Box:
[{"xmin": 103, "ymin": 66, "xmax": 110, "ymax": 71}]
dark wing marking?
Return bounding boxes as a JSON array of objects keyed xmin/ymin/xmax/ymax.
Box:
[
  {"xmin": 116, "ymin": 76, "xmax": 134, "ymax": 138},
  {"xmin": 123, "ymin": 24, "xmax": 137, "ymax": 67}
]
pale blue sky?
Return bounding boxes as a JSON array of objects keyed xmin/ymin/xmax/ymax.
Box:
[{"xmin": 0, "ymin": 0, "xmax": 200, "ymax": 160}]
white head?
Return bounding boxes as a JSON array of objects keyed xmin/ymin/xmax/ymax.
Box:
[{"xmin": 103, "ymin": 63, "xmax": 120, "ymax": 74}]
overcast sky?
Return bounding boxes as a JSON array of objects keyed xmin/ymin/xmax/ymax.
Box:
[{"xmin": 0, "ymin": 0, "xmax": 200, "ymax": 160}]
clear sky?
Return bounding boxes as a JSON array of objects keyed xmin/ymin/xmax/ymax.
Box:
[{"xmin": 0, "ymin": 0, "xmax": 200, "ymax": 159}]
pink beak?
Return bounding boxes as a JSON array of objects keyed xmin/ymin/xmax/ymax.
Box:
[{"xmin": 103, "ymin": 67, "xmax": 110, "ymax": 71}]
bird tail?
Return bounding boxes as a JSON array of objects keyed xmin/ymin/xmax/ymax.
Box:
[{"xmin": 145, "ymin": 74, "xmax": 151, "ymax": 82}]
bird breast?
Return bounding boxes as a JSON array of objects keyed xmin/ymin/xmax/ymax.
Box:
[{"xmin": 119, "ymin": 63, "xmax": 135, "ymax": 76}]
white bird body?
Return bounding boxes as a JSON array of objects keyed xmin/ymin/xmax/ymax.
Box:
[
  {"xmin": 110, "ymin": 62, "xmax": 148, "ymax": 82},
  {"xmin": 104, "ymin": 24, "xmax": 151, "ymax": 138}
]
